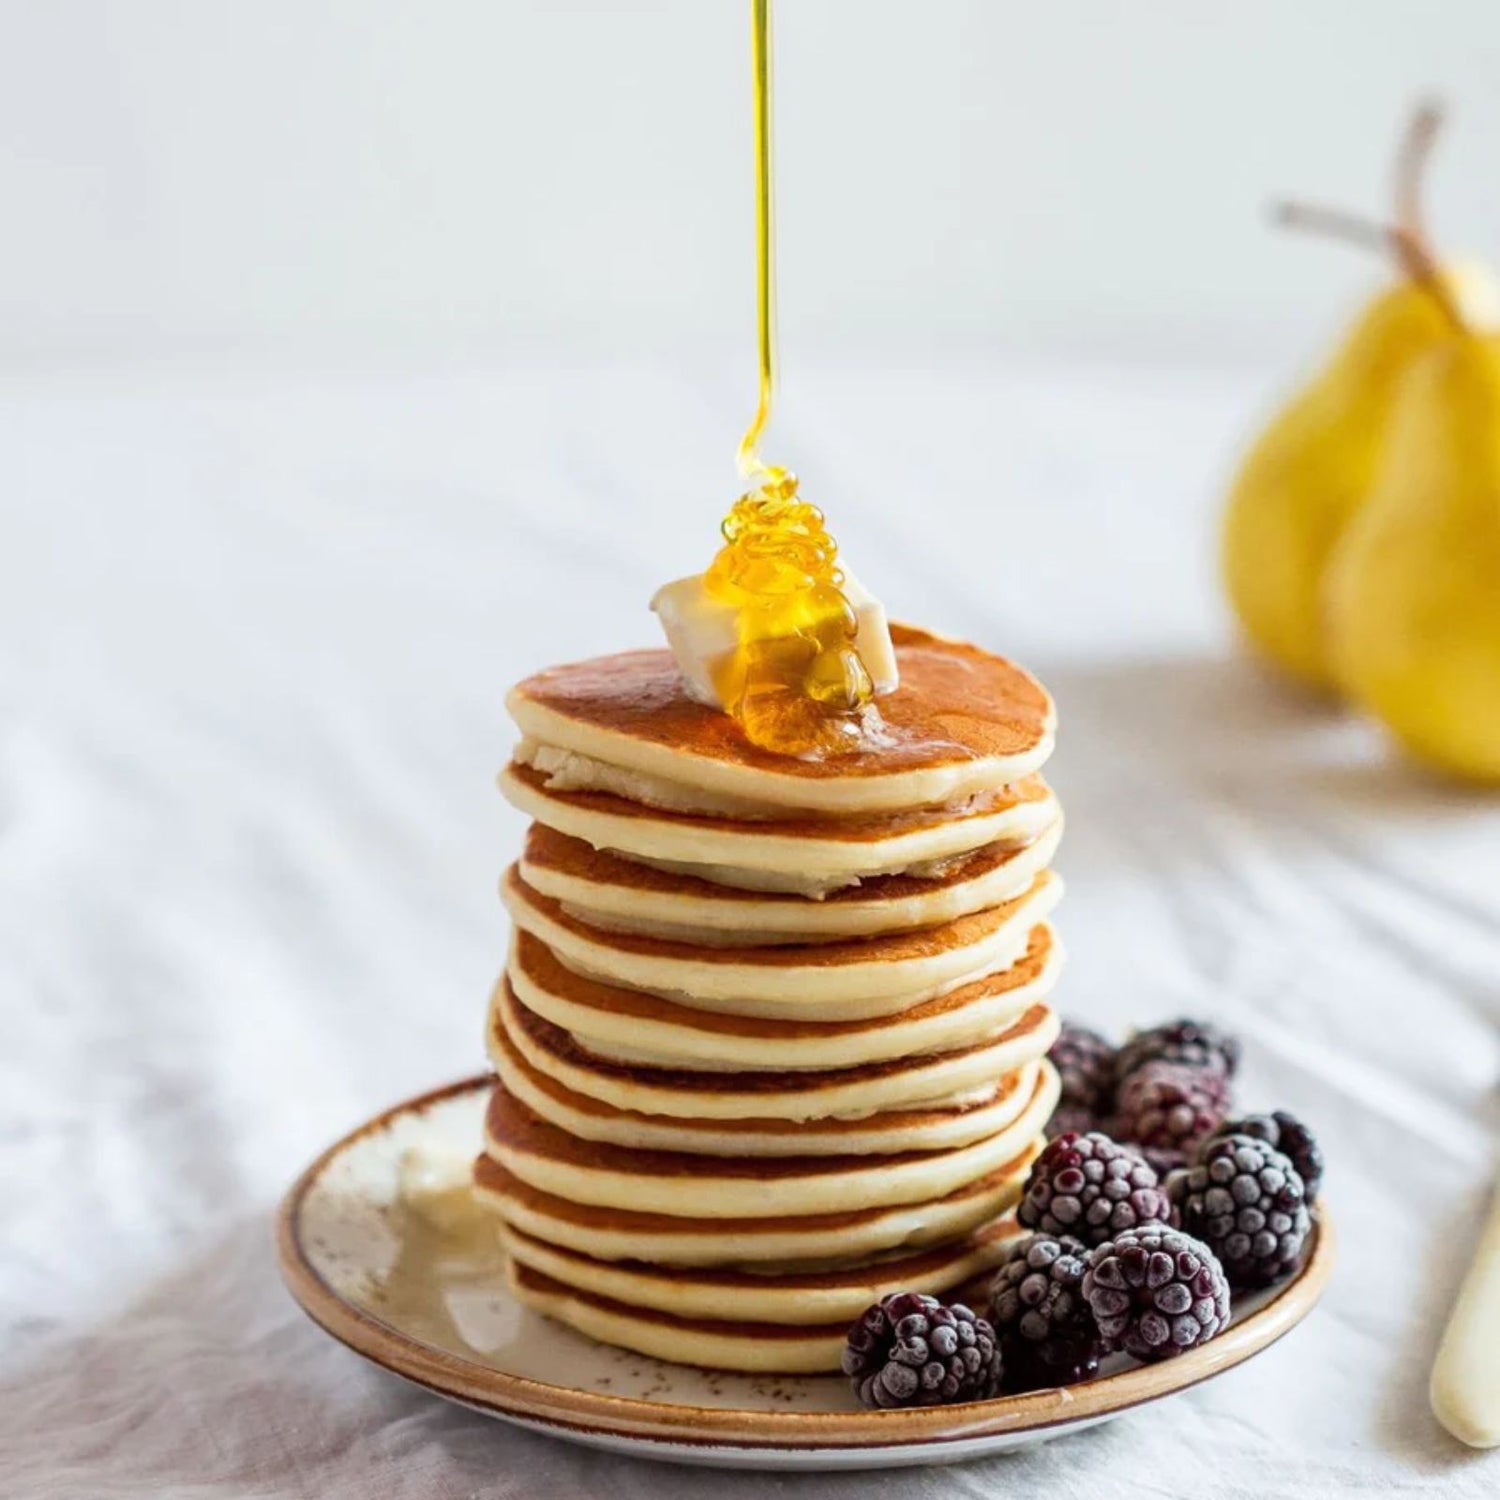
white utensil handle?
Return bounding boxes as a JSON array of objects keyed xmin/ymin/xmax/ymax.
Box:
[{"xmin": 1431, "ymin": 1180, "xmax": 1500, "ymax": 1448}]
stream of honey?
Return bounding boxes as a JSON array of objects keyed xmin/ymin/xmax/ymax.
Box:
[{"xmin": 706, "ymin": 0, "xmax": 876, "ymax": 756}]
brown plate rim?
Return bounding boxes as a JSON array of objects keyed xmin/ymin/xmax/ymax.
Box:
[{"xmin": 276, "ymin": 1074, "xmax": 1336, "ymax": 1452}]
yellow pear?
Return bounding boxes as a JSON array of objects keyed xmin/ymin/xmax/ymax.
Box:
[
  {"xmin": 1323, "ymin": 333, "xmax": 1500, "ymax": 781},
  {"xmin": 1222, "ymin": 268, "xmax": 1488, "ymax": 690}
]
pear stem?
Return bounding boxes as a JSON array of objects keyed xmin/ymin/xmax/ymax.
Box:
[
  {"xmin": 1394, "ymin": 98, "xmax": 1443, "ymax": 250},
  {"xmin": 1268, "ymin": 97, "xmax": 1467, "ymax": 335},
  {"xmin": 1270, "ymin": 202, "xmax": 1391, "ymax": 257}
]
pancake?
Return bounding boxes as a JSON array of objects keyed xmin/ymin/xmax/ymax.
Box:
[
  {"xmin": 488, "ymin": 1011, "xmax": 1043, "ymax": 1155},
  {"xmin": 506, "ymin": 623, "xmax": 1056, "ymax": 815},
  {"xmin": 504, "ymin": 925, "xmax": 1062, "ymax": 1071},
  {"xmin": 519, "ymin": 818, "xmax": 1064, "ymax": 945},
  {"xmin": 481, "ymin": 1065, "xmax": 1059, "ymax": 1220},
  {"xmin": 506, "ymin": 1260, "xmax": 853, "ymax": 1373},
  {"xmin": 492, "ymin": 629, "xmax": 1064, "ymax": 1371},
  {"xmin": 516, "ymin": 738, "xmax": 787, "ymax": 820},
  {"xmin": 499, "ymin": 763, "xmax": 1059, "ymax": 897},
  {"xmin": 490, "ymin": 976, "xmax": 1056, "ymax": 1121},
  {"xmin": 473, "ymin": 1151, "xmax": 1037, "ymax": 1266},
  {"xmin": 497, "ymin": 1214, "xmax": 1020, "ymax": 1326},
  {"xmin": 501, "ymin": 865, "xmax": 1062, "ymax": 1021}
]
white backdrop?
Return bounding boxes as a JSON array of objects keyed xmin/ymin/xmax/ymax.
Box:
[
  {"xmin": 9, "ymin": 7, "xmax": 1500, "ymax": 1497},
  {"xmin": 6, "ymin": 1, "xmax": 1500, "ymax": 369}
]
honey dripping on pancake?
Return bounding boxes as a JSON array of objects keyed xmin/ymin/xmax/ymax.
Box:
[{"xmin": 707, "ymin": 0, "xmax": 876, "ymax": 757}]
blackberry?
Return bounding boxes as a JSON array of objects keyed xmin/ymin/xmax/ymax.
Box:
[
  {"xmin": 989, "ymin": 1234, "xmax": 1101, "ymax": 1389},
  {"xmin": 1047, "ymin": 1023, "xmax": 1116, "ymax": 1137},
  {"xmin": 1171, "ymin": 1134, "xmax": 1311, "ymax": 1288},
  {"xmin": 842, "ymin": 1291, "xmax": 1003, "ymax": 1408},
  {"xmin": 1017, "ymin": 1131, "xmax": 1172, "ymax": 1247},
  {"xmin": 1115, "ymin": 1061, "xmax": 1230, "ymax": 1160},
  {"xmin": 1138, "ymin": 1143, "xmax": 1191, "ymax": 1178},
  {"xmin": 1083, "ymin": 1223, "xmax": 1231, "ymax": 1361},
  {"xmin": 1208, "ymin": 1110, "xmax": 1323, "ymax": 1205},
  {"xmin": 1047, "ymin": 1104, "xmax": 1098, "ymax": 1140},
  {"xmin": 1116, "ymin": 1018, "xmax": 1241, "ymax": 1081}
]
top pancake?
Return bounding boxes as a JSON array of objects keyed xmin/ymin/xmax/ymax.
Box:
[{"xmin": 507, "ymin": 623, "xmax": 1055, "ymax": 813}]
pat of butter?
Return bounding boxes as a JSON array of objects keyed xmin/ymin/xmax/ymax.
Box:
[{"xmin": 650, "ymin": 568, "xmax": 900, "ymax": 707}]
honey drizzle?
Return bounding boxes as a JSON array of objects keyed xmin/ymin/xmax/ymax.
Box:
[
  {"xmin": 737, "ymin": 0, "xmax": 776, "ymax": 481},
  {"xmin": 710, "ymin": 0, "xmax": 876, "ymax": 756}
]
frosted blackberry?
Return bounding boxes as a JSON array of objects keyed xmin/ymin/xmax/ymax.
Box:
[
  {"xmin": 1172, "ymin": 1134, "xmax": 1311, "ymax": 1288},
  {"xmin": 1017, "ymin": 1131, "xmax": 1172, "ymax": 1247},
  {"xmin": 1047, "ymin": 1023, "xmax": 1116, "ymax": 1137},
  {"xmin": 1083, "ymin": 1223, "xmax": 1231, "ymax": 1361},
  {"xmin": 1115, "ymin": 1061, "xmax": 1230, "ymax": 1159},
  {"xmin": 1047, "ymin": 1104, "xmax": 1098, "ymax": 1140},
  {"xmin": 1138, "ymin": 1143, "xmax": 1191, "ymax": 1178},
  {"xmin": 989, "ymin": 1234, "xmax": 1101, "ymax": 1389},
  {"xmin": 1116, "ymin": 1018, "xmax": 1241, "ymax": 1081},
  {"xmin": 1208, "ymin": 1110, "xmax": 1323, "ymax": 1205},
  {"xmin": 842, "ymin": 1291, "xmax": 1003, "ymax": 1408}
]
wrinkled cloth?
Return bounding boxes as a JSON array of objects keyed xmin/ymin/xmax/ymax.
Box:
[{"xmin": 4, "ymin": 358, "xmax": 1499, "ymax": 1498}]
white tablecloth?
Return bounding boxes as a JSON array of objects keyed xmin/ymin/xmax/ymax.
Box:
[{"xmin": 5, "ymin": 356, "xmax": 1499, "ymax": 1498}]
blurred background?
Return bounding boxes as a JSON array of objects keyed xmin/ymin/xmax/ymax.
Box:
[
  {"xmin": 5, "ymin": 0, "xmax": 1500, "ymax": 1113},
  {"xmin": 7, "ymin": 8, "xmax": 1500, "ymax": 1494},
  {"xmin": 6, "ymin": 0, "xmax": 1500, "ymax": 371}
]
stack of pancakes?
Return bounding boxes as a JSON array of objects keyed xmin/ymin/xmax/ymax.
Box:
[{"xmin": 475, "ymin": 624, "xmax": 1065, "ymax": 1372}]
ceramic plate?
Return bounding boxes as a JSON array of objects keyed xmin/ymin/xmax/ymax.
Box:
[{"xmin": 277, "ymin": 1076, "xmax": 1334, "ymax": 1471}]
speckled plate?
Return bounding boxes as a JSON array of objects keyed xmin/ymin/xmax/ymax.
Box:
[{"xmin": 276, "ymin": 1076, "xmax": 1334, "ymax": 1471}]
